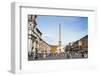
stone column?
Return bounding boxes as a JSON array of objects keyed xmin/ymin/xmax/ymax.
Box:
[
  {"xmin": 28, "ymin": 38, "xmax": 32, "ymax": 55},
  {"xmin": 33, "ymin": 41, "xmax": 36, "ymax": 59}
]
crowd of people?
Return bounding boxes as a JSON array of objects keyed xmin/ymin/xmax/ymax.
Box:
[{"xmin": 28, "ymin": 48, "xmax": 88, "ymax": 60}]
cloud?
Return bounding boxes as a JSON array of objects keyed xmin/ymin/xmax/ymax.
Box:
[{"xmin": 42, "ymin": 33, "xmax": 58, "ymax": 45}]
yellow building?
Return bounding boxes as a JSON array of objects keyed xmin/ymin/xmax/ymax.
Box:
[{"xmin": 50, "ymin": 45, "xmax": 59, "ymax": 54}]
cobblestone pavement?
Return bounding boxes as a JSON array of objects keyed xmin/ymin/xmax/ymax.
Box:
[{"xmin": 28, "ymin": 54, "xmax": 87, "ymax": 61}]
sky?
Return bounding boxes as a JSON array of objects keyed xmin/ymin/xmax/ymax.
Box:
[{"xmin": 36, "ymin": 15, "xmax": 88, "ymax": 45}]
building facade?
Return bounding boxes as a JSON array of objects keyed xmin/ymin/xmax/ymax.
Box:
[
  {"xmin": 50, "ymin": 45, "xmax": 59, "ymax": 55},
  {"xmin": 72, "ymin": 35, "xmax": 88, "ymax": 52},
  {"xmin": 65, "ymin": 35, "xmax": 88, "ymax": 53},
  {"xmin": 28, "ymin": 15, "xmax": 51, "ymax": 59},
  {"xmin": 28, "ymin": 15, "xmax": 42, "ymax": 57}
]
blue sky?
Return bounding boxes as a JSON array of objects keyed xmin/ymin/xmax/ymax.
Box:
[{"xmin": 36, "ymin": 15, "xmax": 88, "ymax": 45}]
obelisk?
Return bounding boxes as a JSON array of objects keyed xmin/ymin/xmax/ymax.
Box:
[{"xmin": 59, "ymin": 24, "xmax": 61, "ymax": 54}]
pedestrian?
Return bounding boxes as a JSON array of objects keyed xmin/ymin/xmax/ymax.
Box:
[{"xmin": 82, "ymin": 52, "xmax": 84, "ymax": 58}]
